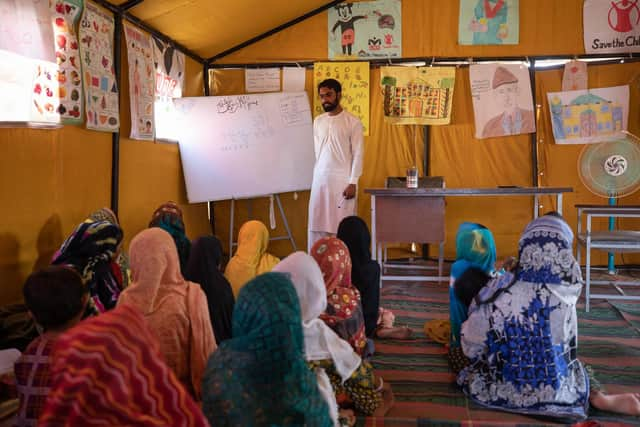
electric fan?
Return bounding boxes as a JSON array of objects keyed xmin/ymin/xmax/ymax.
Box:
[{"xmin": 577, "ymin": 132, "xmax": 640, "ymax": 272}]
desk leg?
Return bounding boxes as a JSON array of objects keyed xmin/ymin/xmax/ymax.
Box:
[
  {"xmin": 557, "ymin": 194, "xmax": 563, "ymax": 215},
  {"xmin": 534, "ymin": 195, "xmax": 539, "ymax": 219}
]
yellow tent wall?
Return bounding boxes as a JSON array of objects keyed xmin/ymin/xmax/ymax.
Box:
[{"xmin": 0, "ymin": 36, "xmax": 210, "ymax": 305}]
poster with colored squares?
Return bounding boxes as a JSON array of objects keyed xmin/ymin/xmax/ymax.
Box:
[
  {"xmin": 313, "ymin": 62, "xmax": 370, "ymax": 136},
  {"xmin": 380, "ymin": 66, "xmax": 456, "ymax": 125},
  {"xmin": 50, "ymin": 0, "xmax": 83, "ymax": 124},
  {"xmin": 124, "ymin": 22, "xmax": 155, "ymax": 140},
  {"xmin": 79, "ymin": 1, "xmax": 119, "ymax": 132}
]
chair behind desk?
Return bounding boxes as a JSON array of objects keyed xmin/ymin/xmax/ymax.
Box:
[{"xmin": 384, "ymin": 176, "xmax": 445, "ymax": 279}]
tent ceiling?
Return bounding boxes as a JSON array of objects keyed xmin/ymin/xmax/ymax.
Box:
[{"xmin": 109, "ymin": 0, "xmax": 333, "ymax": 60}]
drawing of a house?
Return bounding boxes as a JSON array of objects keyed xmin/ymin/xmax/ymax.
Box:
[
  {"xmin": 382, "ymin": 77, "xmax": 453, "ymax": 119},
  {"xmin": 550, "ymin": 93, "xmax": 623, "ymax": 141}
]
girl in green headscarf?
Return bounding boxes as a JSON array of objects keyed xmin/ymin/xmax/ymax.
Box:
[{"xmin": 202, "ymin": 272, "xmax": 332, "ymax": 427}]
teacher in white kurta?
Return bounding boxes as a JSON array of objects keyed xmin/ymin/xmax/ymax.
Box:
[{"xmin": 308, "ymin": 79, "xmax": 364, "ymax": 252}]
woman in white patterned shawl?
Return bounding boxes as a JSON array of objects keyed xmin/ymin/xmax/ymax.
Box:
[{"xmin": 458, "ymin": 214, "xmax": 640, "ymax": 420}]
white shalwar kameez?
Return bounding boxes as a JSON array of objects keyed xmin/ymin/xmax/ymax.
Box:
[{"xmin": 308, "ymin": 110, "xmax": 364, "ymax": 251}]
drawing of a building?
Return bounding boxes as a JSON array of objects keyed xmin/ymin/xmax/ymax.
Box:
[
  {"xmin": 550, "ymin": 93, "xmax": 623, "ymax": 140},
  {"xmin": 382, "ymin": 77, "xmax": 453, "ymax": 119}
]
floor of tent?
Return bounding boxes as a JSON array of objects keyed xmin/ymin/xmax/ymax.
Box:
[{"xmin": 361, "ymin": 262, "xmax": 640, "ymax": 427}]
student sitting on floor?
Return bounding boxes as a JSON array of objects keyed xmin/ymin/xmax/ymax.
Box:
[
  {"xmin": 274, "ymin": 252, "xmax": 393, "ymax": 424},
  {"xmin": 39, "ymin": 304, "xmax": 209, "ymax": 426},
  {"xmin": 337, "ymin": 216, "xmax": 412, "ymax": 340},
  {"xmin": 310, "ymin": 237, "xmax": 368, "ymax": 357},
  {"xmin": 224, "ymin": 220, "xmax": 280, "ymax": 297},
  {"xmin": 459, "ymin": 214, "xmax": 640, "ymax": 420},
  {"xmin": 185, "ymin": 236, "xmax": 235, "ymax": 344},
  {"xmin": 447, "ymin": 222, "xmax": 499, "ymax": 373},
  {"xmin": 202, "ymin": 273, "xmax": 332, "ymax": 426},
  {"xmin": 149, "ymin": 201, "xmax": 192, "ymax": 274},
  {"xmin": 14, "ymin": 266, "xmax": 89, "ymax": 426},
  {"xmin": 118, "ymin": 228, "xmax": 216, "ymax": 400},
  {"xmin": 51, "ymin": 219, "xmax": 124, "ymax": 313}
]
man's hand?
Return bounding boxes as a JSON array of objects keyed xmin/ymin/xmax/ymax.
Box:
[{"xmin": 343, "ymin": 184, "xmax": 357, "ymax": 199}]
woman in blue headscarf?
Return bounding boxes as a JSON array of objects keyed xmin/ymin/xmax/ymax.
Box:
[
  {"xmin": 458, "ymin": 214, "xmax": 640, "ymax": 420},
  {"xmin": 447, "ymin": 223, "xmax": 497, "ymax": 372},
  {"xmin": 201, "ymin": 272, "xmax": 332, "ymax": 426}
]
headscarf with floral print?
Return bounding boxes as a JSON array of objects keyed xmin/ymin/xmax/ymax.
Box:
[{"xmin": 310, "ymin": 237, "xmax": 367, "ymax": 356}]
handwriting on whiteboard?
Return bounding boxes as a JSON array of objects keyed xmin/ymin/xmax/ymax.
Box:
[{"xmin": 216, "ymin": 96, "xmax": 259, "ymax": 114}]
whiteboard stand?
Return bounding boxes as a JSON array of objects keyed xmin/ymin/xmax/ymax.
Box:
[{"xmin": 228, "ymin": 194, "xmax": 297, "ymax": 256}]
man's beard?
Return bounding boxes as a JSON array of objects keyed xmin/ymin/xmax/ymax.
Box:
[{"xmin": 322, "ymin": 102, "xmax": 337, "ymax": 112}]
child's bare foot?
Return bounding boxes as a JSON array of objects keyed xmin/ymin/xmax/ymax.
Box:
[
  {"xmin": 338, "ymin": 409, "xmax": 356, "ymax": 426},
  {"xmin": 590, "ymin": 390, "xmax": 640, "ymax": 416},
  {"xmin": 376, "ymin": 326, "xmax": 413, "ymax": 339}
]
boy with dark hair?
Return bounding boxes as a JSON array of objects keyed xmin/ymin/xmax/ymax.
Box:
[{"xmin": 13, "ymin": 266, "xmax": 89, "ymax": 426}]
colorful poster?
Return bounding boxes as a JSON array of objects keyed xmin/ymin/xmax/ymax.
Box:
[
  {"xmin": 458, "ymin": 0, "xmax": 519, "ymax": 45},
  {"xmin": 0, "ymin": 0, "xmax": 56, "ymax": 62},
  {"xmin": 380, "ymin": 66, "xmax": 456, "ymax": 125},
  {"xmin": 313, "ymin": 62, "xmax": 370, "ymax": 135},
  {"xmin": 562, "ymin": 60, "xmax": 588, "ymax": 92},
  {"xmin": 51, "ymin": 0, "xmax": 83, "ymax": 124},
  {"xmin": 547, "ymin": 85, "xmax": 629, "ymax": 145},
  {"xmin": 0, "ymin": 49, "xmax": 60, "ymax": 125},
  {"xmin": 124, "ymin": 22, "xmax": 154, "ymax": 140},
  {"xmin": 584, "ymin": 0, "xmax": 640, "ymax": 53},
  {"xmin": 79, "ymin": 1, "xmax": 119, "ymax": 132},
  {"xmin": 328, "ymin": 0, "xmax": 401, "ymax": 60},
  {"xmin": 470, "ymin": 63, "xmax": 535, "ymax": 139},
  {"xmin": 153, "ymin": 36, "xmax": 185, "ymax": 141},
  {"xmin": 30, "ymin": 60, "xmax": 61, "ymax": 124}
]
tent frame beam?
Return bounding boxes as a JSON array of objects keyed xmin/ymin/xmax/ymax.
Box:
[
  {"xmin": 206, "ymin": 0, "xmax": 344, "ymax": 64},
  {"xmin": 208, "ymin": 53, "xmax": 640, "ymax": 69}
]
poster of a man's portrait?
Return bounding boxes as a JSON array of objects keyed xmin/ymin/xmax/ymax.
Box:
[{"xmin": 469, "ymin": 63, "xmax": 535, "ymax": 139}]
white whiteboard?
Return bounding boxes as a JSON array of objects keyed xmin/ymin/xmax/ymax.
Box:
[{"xmin": 172, "ymin": 92, "xmax": 314, "ymax": 202}]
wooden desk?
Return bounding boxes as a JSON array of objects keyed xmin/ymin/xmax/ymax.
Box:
[{"xmin": 364, "ymin": 187, "xmax": 573, "ymax": 283}]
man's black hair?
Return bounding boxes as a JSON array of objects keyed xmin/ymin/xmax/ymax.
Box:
[{"xmin": 318, "ymin": 78, "xmax": 342, "ymax": 94}]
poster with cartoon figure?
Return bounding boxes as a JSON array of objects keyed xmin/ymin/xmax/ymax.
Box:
[
  {"xmin": 380, "ymin": 66, "xmax": 456, "ymax": 125},
  {"xmin": 470, "ymin": 63, "xmax": 535, "ymax": 139},
  {"xmin": 51, "ymin": 0, "xmax": 83, "ymax": 124},
  {"xmin": 0, "ymin": 0, "xmax": 56, "ymax": 62},
  {"xmin": 124, "ymin": 22, "xmax": 155, "ymax": 140},
  {"xmin": 153, "ymin": 36, "xmax": 185, "ymax": 141},
  {"xmin": 458, "ymin": 0, "xmax": 519, "ymax": 45},
  {"xmin": 547, "ymin": 85, "xmax": 629, "ymax": 144},
  {"xmin": 79, "ymin": 1, "xmax": 119, "ymax": 132},
  {"xmin": 584, "ymin": 0, "xmax": 640, "ymax": 53},
  {"xmin": 313, "ymin": 62, "xmax": 370, "ymax": 135},
  {"xmin": 328, "ymin": 0, "xmax": 401, "ymax": 60}
]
